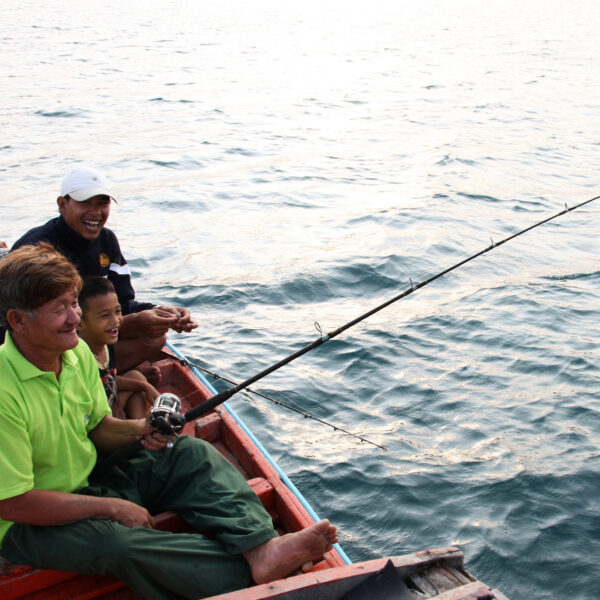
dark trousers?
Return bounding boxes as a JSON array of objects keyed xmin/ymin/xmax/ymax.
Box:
[{"xmin": 1, "ymin": 436, "xmax": 277, "ymax": 600}]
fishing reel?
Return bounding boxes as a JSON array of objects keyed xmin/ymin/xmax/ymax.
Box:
[{"xmin": 149, "ymin": 393, "xmax": 186, "ymax": 444}]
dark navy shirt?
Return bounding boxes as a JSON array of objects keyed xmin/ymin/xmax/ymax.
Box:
[{"xmin": 12, "ymin": 216, "xmax": 154, "ymax": 315}]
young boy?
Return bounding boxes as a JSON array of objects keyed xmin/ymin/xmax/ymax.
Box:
[{"xmin": 77, "ymin": 276, "xmax": 159, "ymax": 419}]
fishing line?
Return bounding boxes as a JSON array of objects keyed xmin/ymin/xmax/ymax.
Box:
[
  {"xmin": 102, "ymin": 195, "xmax": 598, "ymax": 468},
  {"xmin": 181, "ymin": 195, "xmax": 598, "ymax": 424},
  {"xmin": 172, "ymin": 355, "xmax": 386, "ymax": 450}
]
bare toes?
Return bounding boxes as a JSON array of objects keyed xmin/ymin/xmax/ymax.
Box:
[{"xmin": 301, "ymin": 561, "xmax": 314, "ymax": 573}]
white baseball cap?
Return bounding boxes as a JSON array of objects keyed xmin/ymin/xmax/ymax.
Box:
[{"xmin": 60, "ymin": 167, "xmax": 115, "ymax": 202}]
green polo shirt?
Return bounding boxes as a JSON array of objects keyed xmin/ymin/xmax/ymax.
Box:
[{"xmin": 0, "ymin": 333, "xmax": 111, "ymax": 546}]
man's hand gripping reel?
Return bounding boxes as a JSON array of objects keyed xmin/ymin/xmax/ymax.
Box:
[{"xmin": 149, "ymin": 393, "xmax": 185, "ymax": 448}]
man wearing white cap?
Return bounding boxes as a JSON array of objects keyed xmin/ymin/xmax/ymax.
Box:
[{"xmin": 11, "ymin": 167, "xmax": 197, "ymax": 372}]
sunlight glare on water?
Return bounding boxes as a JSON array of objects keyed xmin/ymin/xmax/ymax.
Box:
[{"xmin": 1, "ymin": 1, "xmax": 600, "ymax": 599}]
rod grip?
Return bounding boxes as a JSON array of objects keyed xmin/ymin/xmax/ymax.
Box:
[{"xmin": 183, "ymin": 387, "xmax": 236, "ymax": 422}]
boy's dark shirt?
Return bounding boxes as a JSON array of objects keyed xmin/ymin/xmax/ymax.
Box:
[
  {"xmin": 12, "ymin": 216, "xmax": 154, "ymax": 315},
  {"xmin": 97, "ymin": 344, "xmax": 123, "ymax": 419}
]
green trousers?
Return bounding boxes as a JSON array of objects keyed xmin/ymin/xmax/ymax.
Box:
[{"xmin": 0, "ymin": 436, "xmax": 278, "ymax": 600}]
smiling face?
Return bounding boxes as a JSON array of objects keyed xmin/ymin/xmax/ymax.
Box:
[
  {"xmin": 77, "ymin": 291, "xmax": 123, "ymax": 351},
  {"xmin": 57, "ymin": 194, "xmax": 111, "ymax": 240},
  {"xmin": 16, "ymin": 288, "xmax": 82, "ymax": 356}
]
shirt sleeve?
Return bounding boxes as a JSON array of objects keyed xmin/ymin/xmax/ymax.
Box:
[
  {"xmin": 104, "ymin": 231, "xmax": 155, "ymax": 315},
  {"xmin": 0, "ymin": 396, "xmax": 34, "ymax": 501},
  {"xmin": 11, "ymin": 219, "xmax": 64, "ymax": 253}
]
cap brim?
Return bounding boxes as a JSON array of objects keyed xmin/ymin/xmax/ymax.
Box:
[{"xmin": 68, "ymin": 187, "xmax": 116, "ymax": 202}]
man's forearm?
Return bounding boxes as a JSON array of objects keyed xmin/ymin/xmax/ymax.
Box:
[
  {"xmin": 0, "ymin": 489, "xmax": 120, "ymax": 526},
  {"xmin": 88, "ymin": 415, "xmax": 148, "ymax": 452},
  {"xmin": 117, "ymin": 312, "xmax": 143, "ymax": 338}
]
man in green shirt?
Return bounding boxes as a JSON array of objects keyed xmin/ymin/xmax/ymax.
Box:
[{"xmin": 0, "ymin": 243, "xmax": 337, "ymax": 600}]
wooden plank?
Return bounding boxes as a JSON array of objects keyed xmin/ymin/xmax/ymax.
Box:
[{"xmin": 209, "ymin": 548, "xmax": 468, "ymax": 600}]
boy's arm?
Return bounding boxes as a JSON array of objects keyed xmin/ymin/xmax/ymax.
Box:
[
  {"xmin": 116, "ymin": 373, "xmax": 159, "ymax": 407},
  {"xmin": 0, "ymin": 489, "xmax": 155, "ymax": 529},
  {"xmin": 116, "ymin": 373, "xmax": 158, "ymax": 395}
]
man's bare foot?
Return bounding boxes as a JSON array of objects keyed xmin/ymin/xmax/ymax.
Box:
[{"xmin": 243, "ymin": 520, "xmax": 338, "ymax": 585}]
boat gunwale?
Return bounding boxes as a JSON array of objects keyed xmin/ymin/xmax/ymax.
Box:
[{"xmin": 164, "ymin": 342, "xmax": 352, "ymax": 564}]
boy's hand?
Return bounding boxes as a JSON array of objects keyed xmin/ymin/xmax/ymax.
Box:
[{"xmin": 142, "ymin": 383, "xmax": 160, "ymax": 410}]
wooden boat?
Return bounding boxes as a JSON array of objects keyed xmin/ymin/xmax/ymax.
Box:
[{"xmin": 0, "ymin": 343, "xmax": 509, "ymax": 600}]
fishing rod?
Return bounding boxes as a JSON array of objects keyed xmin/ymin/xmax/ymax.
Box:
[
  {"xmin": 171, "ymin": 355, "xmax": 387, "ymax": 450},
  {"xmin": 99, "ymin": 194, "xmax": 597, "ymax": 469},
  {"xmin": 180, "ymin": 195, "xmax": 598, "ymax": 424},
  {"xmin": 97, "ymin": 350, "xmax": 386, "ymax": 474}
]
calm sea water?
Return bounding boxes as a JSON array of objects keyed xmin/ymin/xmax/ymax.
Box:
[{"xmin": 2, "ymin": 1, "xmax": 599, "ymax": 598}]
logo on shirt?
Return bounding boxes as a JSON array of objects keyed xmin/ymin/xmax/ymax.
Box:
[{"xmin": 99, "ymin": 253, "xmax": 110, "ymax": 268}]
